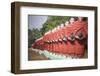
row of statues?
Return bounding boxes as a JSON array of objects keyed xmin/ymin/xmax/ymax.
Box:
[{"xmin": 32, "ymin": 17, "xmax": 88, "ymax": 59}]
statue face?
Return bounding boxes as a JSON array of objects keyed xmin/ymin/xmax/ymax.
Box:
[
  {"xmin": 57, "ymin": 26, "xmax": 60, "ymax": 30},
  {"xmin": 65, "ymin": 21, "xmax": 69, "ymax": 26},
  {"xmin": 70, "ymin": 18, "xmax": 75, "ymax": 24},
  {"xmin": 78, "ymin": 17, "xmax": 83, "ymax": 21},
  {"xmin": 60, "ymin": 24, "xmax": 64, "ymax": 28}
]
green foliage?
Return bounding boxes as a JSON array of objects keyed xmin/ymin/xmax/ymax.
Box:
[
  {"xmin": 28, "ymin": 28, "xmax": 42, "ymax": 48},
  {"xmin": 28, "ymin": 16, "xmax": 71, "ymax": 47},
  {"xmin": 40, "ymin": 16, "xmax": 71, "ymax": 35}
]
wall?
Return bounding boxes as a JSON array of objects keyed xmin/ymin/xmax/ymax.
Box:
[{"xmin": 0, "ymin": 0, "xmax": 99, "ymax": 76}]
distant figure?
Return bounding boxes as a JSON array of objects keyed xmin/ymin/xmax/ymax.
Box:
[
  {"xmin": 69, "ymin": 17, "xmax": 75, "ymax": 24},
  {"xmin": 60, "ymin": 23, "xmax": 64, "ymax": 28},
  {"xmin": 65, "ymin": 21, "xmax": 69, "ymax": 26},
  {"xmin": 57, "ymin": 25, "xmax": 60, "ymax": 30},
  {"xmin": 78, "ymin": 17, "xmax": 83, "ymax": 21}
]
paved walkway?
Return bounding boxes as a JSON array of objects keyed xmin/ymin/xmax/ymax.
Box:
[
  {"xmin": 28, "ymin": 48, "xmax": 87, "ymax": 60},
  {"xmin": 28, "ymin": 48, "xmax": 49, "ymax": 60}
]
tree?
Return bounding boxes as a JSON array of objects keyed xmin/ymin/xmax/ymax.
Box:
[
  {"xmin": 40, "ymin": 16, "xmax": 71, "ymax": 35},
  {"xmin": 28, "ymin": 28, "xmax": 42, "ymax": 47}
]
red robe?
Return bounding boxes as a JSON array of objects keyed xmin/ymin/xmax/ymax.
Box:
[
  {"xmin": 73, "ymin": 21, "xmax": 88, "ymax": 57},
  {"xmin": 52, "ymin": 29, "xmax": 59, "ymax": 54},
  {"xmin": 43, "ymin": 34, "xmax": 48, "ymax": 50},
  {"xmin": 49, "ymin": 32, "xmax": 53, "ymax": 52},
  {"xmin": 63, "ymin": 23, "xmax": 75, "ymax": 56}
]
